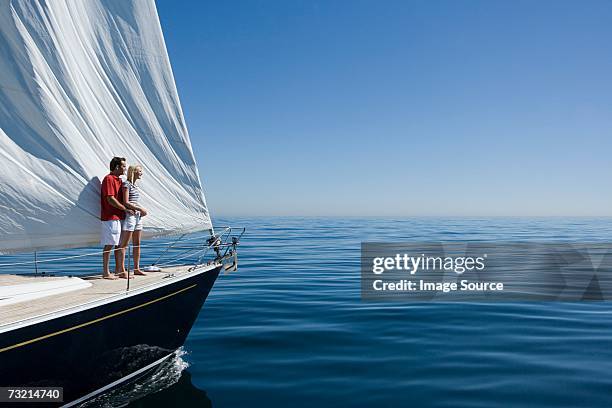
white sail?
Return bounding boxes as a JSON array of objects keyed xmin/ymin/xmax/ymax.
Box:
[{"xmin": 0, "ymin": 0, "xmax": 211, "ymax": 254}]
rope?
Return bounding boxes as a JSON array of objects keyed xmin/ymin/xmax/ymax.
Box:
[
  {"xmin": 156, "ymin": 247, "xmax": 212, "ymax": 267},
  {"xmin": 0, "ymin": 227, "xmax": 231, "ymax": 268}
]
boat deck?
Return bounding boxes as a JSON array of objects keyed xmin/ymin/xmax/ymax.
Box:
[{"xmin": 0, "ymin": 265, "xmax": 217, "ymax": 330}]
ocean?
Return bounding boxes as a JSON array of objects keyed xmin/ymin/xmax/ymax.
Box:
[{"xmin": 4, "ymin": 217, "xmax": 612, "ymax": 407}]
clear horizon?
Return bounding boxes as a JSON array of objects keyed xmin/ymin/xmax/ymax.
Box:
[{"xmin": 158, "ymin": 0, "xmax": 612, "ymax": 217}]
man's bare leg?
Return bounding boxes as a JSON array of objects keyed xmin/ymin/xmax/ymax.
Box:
[{"xmin": 102, "ymin": 245, "xmax": 117, "ymax": 279}]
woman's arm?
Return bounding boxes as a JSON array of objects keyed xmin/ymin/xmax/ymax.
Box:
[
  {"xmin": 123, "ymin": 184, "xmax": 147, "ymax": 215},
  {"xmin": 122, "ymin": 186, "xmax": 138, "ymax": 211},
  {"xmin": 122, "ymin": 185, "xmax": 129, "ymax": 206}
]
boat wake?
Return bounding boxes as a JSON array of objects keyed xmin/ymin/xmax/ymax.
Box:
[{"xmin": 79, "ymin": 348, "xmax": 190, "ymax": 407}]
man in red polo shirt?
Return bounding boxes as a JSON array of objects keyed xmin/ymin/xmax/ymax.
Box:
[{"xmin": 101, "ymin": 157, "xmax": 134, "ymax": 279}]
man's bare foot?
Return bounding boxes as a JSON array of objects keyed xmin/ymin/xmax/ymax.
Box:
[
  {"xmin": 134, "ymin": 269, "xmax": 147, "ymax": 276},
  {"xmin": 103, "ymin": 273, "xmax": 118, "ymax": 280},
  {"xmin": 116, "ymin": 272, "xmax": 134, "ymax": 279}
]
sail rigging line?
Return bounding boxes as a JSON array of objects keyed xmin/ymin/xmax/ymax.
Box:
[
  {"xmin": 0, "ymin": 229, "xmax": 228, "ymax": 268},
  {"xmin": 153, "ymin": 227, "xmax": 235, "ymax": 267},
  {"xmin": 155, "ymin": 247, "xmax": 211, "ymax": 268},
  {"xmin": 155, "ymin": 242, "xmax": 214, "ymax": 266},
  {"xmin": 195, "ymin": 226, "xmax": 233, "ymax": 265},
  {"xmin": 150, "ymin": 233, "xmax": 185, "ymax": 266}
]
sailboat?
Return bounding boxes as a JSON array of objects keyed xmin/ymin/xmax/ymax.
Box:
[{"xmin": 0, "ymin": 0, "xmax": 240, "ymax": 405}]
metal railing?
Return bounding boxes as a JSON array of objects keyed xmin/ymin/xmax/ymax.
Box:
[{"xmin": 0, "ymin": 226, "xmax": 245, "ymax": 291}]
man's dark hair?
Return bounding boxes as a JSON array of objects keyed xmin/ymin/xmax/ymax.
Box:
[{"xmin": 109, "ymin": 157, "xmax": 126, "ymax": 171}]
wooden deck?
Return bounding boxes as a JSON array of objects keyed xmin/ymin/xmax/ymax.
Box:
[{"xmin": 0, "ymin": 265, "xmax": 214, "ymax": 329}]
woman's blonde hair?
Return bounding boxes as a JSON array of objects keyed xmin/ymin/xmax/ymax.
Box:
[{"xmin": 127, "ymin": 165, "xmax": 142, "ymax": 184}]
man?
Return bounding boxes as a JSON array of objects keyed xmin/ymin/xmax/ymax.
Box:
[{"xmin": 100, "ymin": 157, "xmax": 134, "ymax": 279}]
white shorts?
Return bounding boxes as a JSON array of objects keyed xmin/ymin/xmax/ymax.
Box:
[
  {"xmin": 100, "ymin": 220, "xmax": 121, "ymax": 246},
  {"xmin": 122, "ymin": 212, "xmax": 143, "ymax": 232}
]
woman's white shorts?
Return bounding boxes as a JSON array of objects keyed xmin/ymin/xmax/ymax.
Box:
[
  {"xmin": 100, "ymin": 220, "xmax": 121, "ymax": 246},
  {"xmin": 122, "ymin": 212, "xmax": 143, "ymax": 232}
]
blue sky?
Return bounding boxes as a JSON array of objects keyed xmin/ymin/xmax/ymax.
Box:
[{"xmin": 157, "ymin": 0, "xmax": 612, "ymax": 216}]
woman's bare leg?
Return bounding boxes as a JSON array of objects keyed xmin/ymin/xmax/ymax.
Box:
[
  {"xmin": 132, "ymin": 230, "xmax": 146, "ymax": 275},
  {"xmin": 116, "ymin": 230, "xmax": 133, "ymax": 278}
]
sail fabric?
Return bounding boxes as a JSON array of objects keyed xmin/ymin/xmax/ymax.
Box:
[{"xmin": 0, "ymin": 0, "xmax": 211, "ymax": 254}]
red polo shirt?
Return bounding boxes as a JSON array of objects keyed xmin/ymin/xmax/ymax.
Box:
[{"xmin": 100, "ymin": 174, "xmax": 125, "ymax": 221}]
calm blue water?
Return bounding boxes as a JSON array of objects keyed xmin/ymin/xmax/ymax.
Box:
[{"xmin": 4, "ymin": 217, "xmax": 612, "ymax": 407}]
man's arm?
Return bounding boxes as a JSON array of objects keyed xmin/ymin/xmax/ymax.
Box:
[{"xmin": 107, "ymin": 196, "xmax": 134, "ymax": 215}]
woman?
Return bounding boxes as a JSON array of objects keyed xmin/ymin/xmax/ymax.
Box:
[{"xmin": 117, "ymin": 164, "xmax": 148, "ymax": 277}]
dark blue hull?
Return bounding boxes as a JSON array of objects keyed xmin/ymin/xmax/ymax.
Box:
[{"xmin": 0, "ymin": 266, "xmax": 222, "ymax": 406}]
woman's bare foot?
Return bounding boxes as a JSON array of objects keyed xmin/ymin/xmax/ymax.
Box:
[
  {"xmin": 102, "ymin": 273, "xmax": 118, "ymax": 280},
  {"xmin": 134, "ymin": 269, "xmax": 147, "ymax": 276},
  {"xmin": 116, "ymin": 272, "xmax": 134, "ymax": 279}
]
